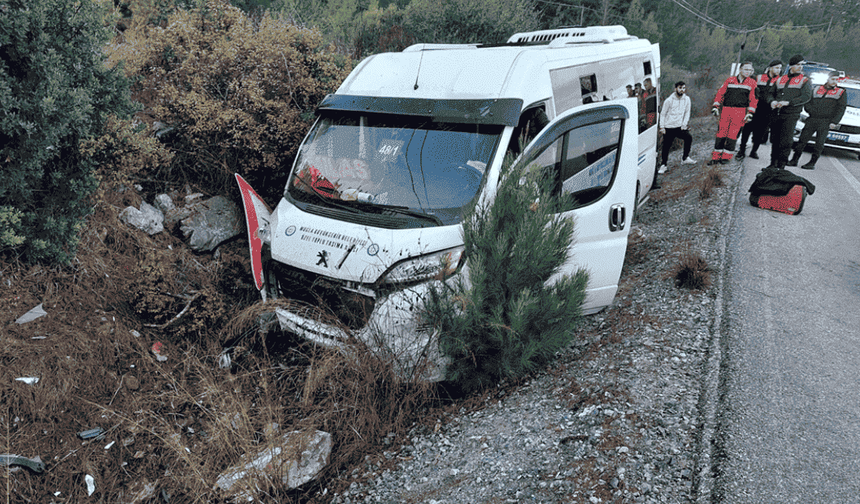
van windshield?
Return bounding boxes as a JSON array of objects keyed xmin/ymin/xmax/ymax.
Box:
[{"xmin": 287, "ymin": 112, "xmax": 502, "ymax": 226}]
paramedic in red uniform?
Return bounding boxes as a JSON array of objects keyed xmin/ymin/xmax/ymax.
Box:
[
  {"xmin": 767, "ymin": 54, "xmax": 812, "ymax": 169},
  {"xmin": 640, "ymin": 78, "xmax": 657, "ymax": 132},
  {"xmin": 709, "ymin": 62, "xmax": 757, "ymax": 164},
  {"xmin": 737, "ymin": 59, "xmax": 782, "ymax": 160},
  {"xmin": 788, "ymin": 71, "xmax": 848, "ymax": 170}
]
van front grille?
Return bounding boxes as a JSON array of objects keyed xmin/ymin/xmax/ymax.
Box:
[{"xmin": 268, "ymin": 262, "xmax": 374, "ymax": 332}]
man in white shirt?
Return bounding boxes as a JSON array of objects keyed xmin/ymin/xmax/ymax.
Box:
[{"xmin": 658, "ymin": 81, "xmax": 697, "ymax": 175}]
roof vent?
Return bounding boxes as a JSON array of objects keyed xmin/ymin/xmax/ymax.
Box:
[{"xmin": 506, "ymin": 26, "xmax": 632, "ymax": 45}]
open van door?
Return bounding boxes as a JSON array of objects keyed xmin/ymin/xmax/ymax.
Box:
[{"xmin": 514, "ymin": 100, "xmax": 638, "ymax": 313}]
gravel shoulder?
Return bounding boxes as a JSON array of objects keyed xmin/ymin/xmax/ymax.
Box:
[{"xmin": 331, "ymin": 117, "xmax": 740, "ymax": 504}]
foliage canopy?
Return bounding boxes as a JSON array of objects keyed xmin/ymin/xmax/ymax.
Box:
[
  {"xmin": 109, "ymin": 0, "xmax": 352, "ymax": 202},
  {"xmin": 0, "ymin": 0, "xmax": 136, "ymax": 264},
  {"xmin": 424, "ymin": 156, "xmax": 588, "ymax": 392}
]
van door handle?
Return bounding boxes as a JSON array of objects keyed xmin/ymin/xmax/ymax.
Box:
[{"xmin": 609, "ymin": 204, "xmax": 626, "ymax": 232}]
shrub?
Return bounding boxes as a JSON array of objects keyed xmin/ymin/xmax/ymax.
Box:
[
  {"xmin": 423, "ymin": 156, "xmax": 589, "ymax": 392},
  {"xmin": 699, "ymin": 164, "xmax": 724, "ymax": 199},
  {"xmin": 672, "ymin": 251, "xmax": 711, "ymax": 290},
  {"xmin": 109, "ymin": 0, "xmax": 353, "ymax": 202},
  {"xmin": 352, "ymin": 5, "xmax": 414, "ymax": 58},
  {"xmin": 403, "ymin": 0, "xmax": 540, "ymax": 45},
  {"xmin": 0, "ymin": 0, "xmax": 136, "ymax": 264}
]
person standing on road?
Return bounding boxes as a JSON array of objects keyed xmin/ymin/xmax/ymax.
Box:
[
  {"xmin": 738, "ymin": 60, "xmax": 782, "ymax": 160},
  {"xmin": 767, "ymin": 54, "xmax": 812, "ymax": 169},
  {"xmin": 658, "ymin": 81, "xmax": 696, "ymax": 175},
  {"xmin": 788, "ymin": 71, "xmax": 848, "ymax": 170},
  {"xmin": 709, "ymin": 62, "xmax": 758, "ymax": 165}
]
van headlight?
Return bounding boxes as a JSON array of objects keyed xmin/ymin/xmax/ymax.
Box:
[{"xmin": 379, "ymin": 247, "xmax": 465, "ymax": 285}]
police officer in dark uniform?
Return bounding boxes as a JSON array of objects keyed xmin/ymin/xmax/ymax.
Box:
[
  {"xmin": 767, "ymin": 55, "xmax": 812, "ymax": 169},
  {"xmin": 788, "ymin": 71, "xmax": 848, "ymax": 169},
  {"xmin": 738, "ymin": 59, "xmax": 782, "ymax": 160}
]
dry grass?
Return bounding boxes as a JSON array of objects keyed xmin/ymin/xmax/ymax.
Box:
[
  {"xmin": 0, "ymin": 191, "xmax": 444, "ymax": 503},
  {"xmin": 671, "ymin": 251, "xmax": 712, "ymax": 290},
  {"xmin": 699, "ymin": 164, "xmax": 725, "ymax": 199}
]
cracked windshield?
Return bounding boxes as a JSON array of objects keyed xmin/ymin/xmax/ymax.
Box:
[{"xmin": 287, "ymin": 112, "xmax": 502, "ymax": 226}]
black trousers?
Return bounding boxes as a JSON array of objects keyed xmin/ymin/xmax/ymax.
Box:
[
  {"xmin": 769, "ymin": 114, "xmax": 800, "ymax": 167},
  {"xmin": 740, "ymin": 110, "xmax": 771, "ymax": 149},
  {"xmin": 660, "ymin": 127, "xmax": 693, "ymax": 165},
  {"xmin": 795, "ymin": 117, "xmax": 830, "ymax": 157}
]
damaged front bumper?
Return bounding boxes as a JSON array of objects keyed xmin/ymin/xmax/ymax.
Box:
[{"xmin": 235, "ymin": 173, "xmax": 452, "ymax": 382}]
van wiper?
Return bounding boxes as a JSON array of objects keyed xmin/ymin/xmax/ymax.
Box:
[
  {"xmin": 290, "ymin": 177, "xmax": 359, "ymax": 214},
  {"xmin": 372, "ymin": 203, "xmax": 444, "ymax": 226},
  {"xmin": 343, "ymin": 200, "xmax": 443, "ymax": 226}
]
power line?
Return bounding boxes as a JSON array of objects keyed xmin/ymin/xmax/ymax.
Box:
[{"xmin": 669, "ymin": 0, "xmax": 831, "ymax": 33}]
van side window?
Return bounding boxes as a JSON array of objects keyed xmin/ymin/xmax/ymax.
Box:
[
  {"xmin": 580, "ymin": 74, "xmax": 598, "ymax": 104},
  {"xmin": 526, "ymin": 119, "xmax": 623, "ymax": 211},
  {"xmin": 507, "ymin": 106, "xmax": 549, "ymax": 156}
]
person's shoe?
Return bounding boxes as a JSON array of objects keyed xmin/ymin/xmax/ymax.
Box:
[
  {"xmin": 681, "ymin": 157, "xmax": 697, "ymax": 164},
  {"xmin": 801, "ymin": 162, "xmax": 816, "ymax": 170},
  {"xmin": 720, "ymin": 159, "xmax": 730, "ymax": 165},
  {"xmin": 658, "ymin": 164, "xmax": 668, "ymax": 174},
  {"xmin": 787, "ymin": 152, "xmax": 800, "ymax": 167},
  {"xmin": 749, "ymin": 150, "xmax": 759, "ymax": 159},
  {"xmin": 736, "ymin": 146, "xmax": 746, "ymax": 159}
]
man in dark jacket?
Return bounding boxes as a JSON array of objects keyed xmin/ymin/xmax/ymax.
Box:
[
  {"xmin": 788, "ymin": 71, "xmax": 848, "ymax": 169},
  {"xmin": 738, "ymin": 59, "xmax": 782, "ymax": 160},
  {"xmin": 767, "ymin": 54, "xmax": 812, "ymax": 169}
]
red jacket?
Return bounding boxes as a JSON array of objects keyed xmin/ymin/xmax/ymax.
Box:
[
  {"xmin": 805, "ymin": 85, "xmax": 848, "ymax": 123},
  {"xmin": 714, "ymin": 75, "xmax": 758, "ymax": 113},
  {"xmin": 769, "ymin": 72, "xmax": 812, "ymax": 117}
]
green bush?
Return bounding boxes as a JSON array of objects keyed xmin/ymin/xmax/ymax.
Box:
[
  {"xmin": 403, "ymin": 0, "xmax": 539, "ymax": 45},
  {"xmin": 424, "ymin": 156, "xmax": 588, "ymax": 392},
  {"xmin": 352, "ymin": 5, "xmax": 413, "ymax": 58},
  {"xmin": 0, "ymin": 0, "xmax": 136, "ymax": 264},
  {"xmin": 110, "ymin": 0, "xmax": 352, "ymax": 203}
]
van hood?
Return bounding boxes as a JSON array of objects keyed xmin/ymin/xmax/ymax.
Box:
[{"xmin": 268, "ymin": 199, "xmax": 464, "ymax": 284}]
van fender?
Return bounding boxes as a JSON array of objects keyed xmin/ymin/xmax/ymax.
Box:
[{"xmin": 234, "ymin": 173, "xmax": 272, "ymax": 292}]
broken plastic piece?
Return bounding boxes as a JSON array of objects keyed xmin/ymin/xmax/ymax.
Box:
[
  {"xmin": 14, "ymin": 377, "xmax": 39, "ymax": 385},
  {"xmin": 15, "ymin": 303, "xmax": 47, "ymax": 324},
  {"xmin": 151, "ymin": 342, "xmax": 168, "ymax": 362},
  {"xmin": 77, "ymin": 427, "xmax": 105, "ymax": 440},
  {"xmin": 85, "ymin": 474, "xmax": 96, "ymax": 496},
  {"xmin": 0, "ymin": 454, "xmax": 45, "ymax": 473}
]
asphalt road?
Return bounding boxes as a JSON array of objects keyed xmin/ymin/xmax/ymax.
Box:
[{"xmin": 709, "ymin": 145, "xmax": 860, "ymax": 503}]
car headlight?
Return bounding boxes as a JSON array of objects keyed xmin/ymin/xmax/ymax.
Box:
[{"xmin": 379, "ymin": 247, "xmax": 465, "ymax": 285}]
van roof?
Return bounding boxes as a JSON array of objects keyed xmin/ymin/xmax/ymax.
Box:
[{"xmin": 336, "ymin": 26, "xmax": 653, "ymax": 112}]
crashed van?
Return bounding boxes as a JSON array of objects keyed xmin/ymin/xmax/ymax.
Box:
[{"xmin": 236, "ymin": 26, "xmax": 660, "ymax": 381}]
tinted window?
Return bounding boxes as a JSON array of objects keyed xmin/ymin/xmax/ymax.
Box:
[{"xmin": 525, "ymin": 119, "xmax": 623, "ymax": 211}]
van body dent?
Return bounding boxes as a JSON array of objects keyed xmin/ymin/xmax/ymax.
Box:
[{"xmin": 236, "ymin": 26, "xmax": 661, "ymax": 381}]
